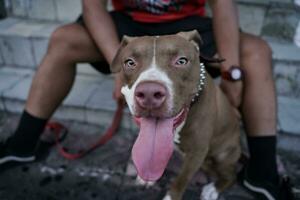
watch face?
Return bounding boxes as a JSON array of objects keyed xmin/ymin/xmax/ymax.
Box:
[{"xmin": 231, "ymin": 68, "xmax": 242, "ymax": 80}]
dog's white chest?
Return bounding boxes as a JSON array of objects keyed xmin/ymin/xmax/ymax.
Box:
[
  {"xmin": 173, "ymin": 119, "xmax": 186, "ymax": 144},
  {"xmin": 173, "ymin": 119, "xmax": 186, "ymax": 156}
]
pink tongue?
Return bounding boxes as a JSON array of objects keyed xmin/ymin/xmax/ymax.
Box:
[{"xmin": 132, "ymin": 117, "xmax": 174, "ymax": 182}]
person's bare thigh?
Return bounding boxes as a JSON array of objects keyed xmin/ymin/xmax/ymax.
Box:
[{"xmin": 50, "ymin": 23, "xmax": 104, "ymax": 64}]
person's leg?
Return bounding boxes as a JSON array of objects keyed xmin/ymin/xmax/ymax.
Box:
[
  {"xmin": 239, "ymin": 32, "xmax": 281, "ymax": 198},
  {"xmin": 0, "ymin": 23, "xmax": 104, "ymax": 163},
  {"xmin": 240, "ymin": 33, "xmax": 276, "ymax": 137},
  {"xmin": 27, "ymin": 24, "xmax": 104, "ymax": 118}
]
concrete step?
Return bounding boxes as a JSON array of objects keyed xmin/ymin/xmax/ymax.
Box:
[
  {"xmin": 237, "ymin": 0, "xmax": 295, "ymax": 6},
  {"xmin": 3, "ymin": 0, "xmax": 298, "ymax": 23},
  {"xmin": 1, "ymin": 0, "xmax": 300, "ymax": 68},
  {"xmin": 274, "ymin": 61, "xmax": 300, "ymax": 98},
  {"xmin": 0, "ymin": 17, "xmax": 62, "ymax": 68},
  {"xmin": 0, "ymin": 17, "xmax": 101, "ymax": 76},
  {"xmin": 0, "ymin": 66, "xmax": 299, "ymax": 135},
  {"xmin": 0, "ymin": 66, "xmax": 134, "ymax": 130},
  {"xmin": 4, "ymin": 0, "xmax": 82, "ymax": 22},
  {"xmin": 1, "ymin": 16, "xmax": 300, "ymax": 67},
  {"xmin": 0, "ymin": 1, "xmax": 299, "ymax": 135},
  {"xmin": 1, "ymin": 17, "xmax": 299, "ymax": 96}
]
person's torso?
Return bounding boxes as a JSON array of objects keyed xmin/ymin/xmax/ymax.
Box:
[{"xmin": 111, "ymin": 0, "xmax": 206, "ymax": 23}]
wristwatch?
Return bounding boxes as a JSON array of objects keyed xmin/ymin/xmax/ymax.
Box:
[{"xmin": 221, "ymin": 66, "xmax": 244, "ymax": 82}]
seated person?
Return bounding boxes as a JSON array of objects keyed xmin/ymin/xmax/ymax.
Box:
[{"xmin": 0, "ymin": 0, "xmax": 294, "ymax": 199}]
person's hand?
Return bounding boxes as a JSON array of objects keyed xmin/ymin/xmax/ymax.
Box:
[
  {"xmin": 113, "ymin": 72, "xmax": 124, "ymax": 102},
  {"xmin": 220, "ymin": 79, "xmax": 243, "ymax": 118}
]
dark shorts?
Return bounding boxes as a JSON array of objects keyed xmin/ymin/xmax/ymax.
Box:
[{"xmin": 77, "ymin": 11, "xmax": 219, "ymax": 77}]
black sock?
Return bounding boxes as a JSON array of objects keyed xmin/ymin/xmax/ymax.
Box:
[
  {"xmin": 7, "ymin": 110, "xmax": 48, "ymax": 153},
  {"xmin": 247, "ymin": 136, "xmax": 279, "ymax": 184}
]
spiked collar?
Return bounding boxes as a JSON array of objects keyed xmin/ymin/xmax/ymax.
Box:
[{"xmin": 190, "ymin": 62, "xmax": 206, "ymax": 107}]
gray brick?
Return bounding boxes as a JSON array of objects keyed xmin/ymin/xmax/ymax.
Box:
[
  {"xmin": 53, "ymin": 106, "xmax": 86, "ymax": 123},
  {"xmin": 238, "ymin": 4, "xmax": 266, "ymax": 35},
  {"xmin": 274, "ymin": 62, "xmax": 300, "ymax": 97},
  {"xmin": 0, "ymin": 18, "xmax": 19, "ymax": 31},
  {"xmin": 0, "ymin": 20, "xmax": 44, "ymax": 38},
  {"xmin": 268, "ymin": 41, "xmax": 300, "ymax": 62},
  {"xmin": 0, "ymin": 49, "xmax": 3, "ymax": 64},
  {"xmin": 2, "ymin": 74, "xmax": 33, "ymax": 100},
  {"xmin": 0, "ymin": 67, "xmax": 32, "ymax": 113},
  {"xmin": 262, "ymin": 5, "xmax": 300, "ymax": 42},
  {"xmin": 32, "ymin": 37, "xmax": 49, "ymax": 66},
  {"xmin": 0, "ymin": 98, "xmax": 4, "ymax": 110},
  {"xmin": 55, "ymin": 0, "xmax": 82, "ymax": 22},
  {"xmin": 275, "ymin": 78, "xmax": 294, "ymax": 97},
  {"xmin": 0, "ymin": 67, "xmax": 26, "ymax": 95},
  {"xmin": 85, "ymin": 108, "xmax": 135, "ymax": 131},
  {"xmin": 84, "ymin": 104, "xmax": 135, "ymax": 130},
  {"xmin": 0, "ymin": 18, "xmax": 62, "ymax": 67},
  {"xmin": 0, "ymin": 18, "xmax": 57, "ymax": 37},
  {"xmin": 2, "ymin": 98, "xmax": 25, "ymax": 114},
  {"xmin": 10, "ymin": 0, "xmax": 29, "ymax": 17},
  {"xmin": 278, "ymin": 96, "xmax": 300, "ymax": 135},
  {"xmin": 63, "ymin": 75, "xmax": 103, "ymax": 107},
  {"xmin": 6, "ymin": 0, "xmax": 83, "ymax": 22},
  {"xmin": 297, "ymin": 69, "xmax": 300, "ymax": 87},
  {"xmin": 31, "ymin": 23, "xmax": 61, "ymax": 65},
  {"xmin": 0, "ymin": 38, "xmax": 13, "ymax": 65},
  {"xmin": 0, "ymin": 68, "xmax": 121, "ymax": 127},
  {"xmin": 85, "ymin": 79, "xmax": 116, "ymax": 111},
  {"xmin": 85, "ymin": 109, "xmax": 117, "ymax": 129},
  {"xmin": 0, "ymin": 36, "xmax": 35, "ymax": 67},
  {"xmin": 77, "ymin": 63, "xmax": 102, "ymax": 76},
  {"xmin": 27, "ymin": 0, "xmax": 57, "ymax": 21},
  {"xmin": 31, "ymin": 23, "xmax": 61, "ymax": 38},
  {"xmin": 84, "ymin": 78, "xmax": 135, "ymax": 129},
  {"xmin": 278, "ymin": 133, "xmax": 300, "ymax": 152},
  {"xmin": 237, "ymin": 0, "xmax": 292, "ymax": 6},
  {"xmin": 295, "ymin": 21, "xmax": 300, "ymax": 47},
  {"xmin": 0, "ymin": 65, "xmax": 33, "ymax": 76},
  {"xmin": 46, "ymin": 74, "xmax": 108, "ymax": 124}
]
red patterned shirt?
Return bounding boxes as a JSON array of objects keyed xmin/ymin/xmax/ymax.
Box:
[{"xmin": 111, "ymin": 0, "xmax": 206, "ymax": 23}]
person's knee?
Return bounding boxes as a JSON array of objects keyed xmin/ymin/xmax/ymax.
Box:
[
  {"xmin": 242, "ymin": 37, "xmax": 272, "ymax": 63},
  {"xmin": 241, "ymin": 36, "xmax": 273, "ymax": 77},
  {"xmin": 47, "ymin": 25, "xmax": 78, "ymax": 61}
]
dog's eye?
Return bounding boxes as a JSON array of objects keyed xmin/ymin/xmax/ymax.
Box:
[
  {"xmin": 175, "ymin": 57, "xmax": 188, "ymax": 65},
  {"xmin": 124, "ymin": 58, "xmax": 136, "ymax": 69}
]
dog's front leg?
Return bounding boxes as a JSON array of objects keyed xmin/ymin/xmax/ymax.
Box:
[{"xmin": 164, "ymin": 149, "xmax": 208, "ymax": 200}]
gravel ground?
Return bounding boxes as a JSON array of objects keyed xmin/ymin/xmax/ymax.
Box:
[{"xmin": 0, "ymin": 112, "xmax": 299, "ymax": 200}]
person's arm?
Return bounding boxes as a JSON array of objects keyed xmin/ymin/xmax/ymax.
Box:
[
  {"xmin": 208, "ymin": 0, "xmax": 242, "ymax": 108},
  {"xmin": 82, "ymin": 0, "xmax": 119, "ymax": 64},
  {"xmin": 82, "ymin": 0, "xmax": 123, "ymax": 100},
  {"xmin": 208, "ymin": 0, "xmax": 240, "ymax": 70}
]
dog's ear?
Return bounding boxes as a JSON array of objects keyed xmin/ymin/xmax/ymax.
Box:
[
  {"xmin": 176, "ymin": 30, "xmax": 202, "ymax": 52},
  {"xmin": 110, "ymin": 36, "xmax": 136, "ymax": 73}
]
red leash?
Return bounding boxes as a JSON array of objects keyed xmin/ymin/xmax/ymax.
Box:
[{"xmin": 47, "ymin": 100, "xmax": 125, "ymax": 160}]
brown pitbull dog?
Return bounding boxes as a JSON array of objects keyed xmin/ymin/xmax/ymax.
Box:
[{"xmin": 110, "ymin": 30, "xmax": 241, "ymax": 200}]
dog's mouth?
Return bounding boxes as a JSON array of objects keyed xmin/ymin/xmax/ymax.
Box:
[{"xmin": 132, "ymin": 107, "xmax": 188, "ymax": 182}]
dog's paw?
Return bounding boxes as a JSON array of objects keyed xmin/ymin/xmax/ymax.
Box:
[
  {"xmin": 200, "ymin": 183, "xmax": 219, "ymax": 200},
  {"xmin": 135, "ymin": 176, "xmax": 155, "ymax": 187},
  {"xmin": 162, "ymin": 193, "xmax": 172, "ymax": 200}
]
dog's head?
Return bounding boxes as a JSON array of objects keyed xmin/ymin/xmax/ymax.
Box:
[
  {"xmin": 111, "ymin": 30, "xmax": 202, "ymax": 118},
  {"xmin": 111, "ymin": 30, "xmax": 204, "ymax": 181}
]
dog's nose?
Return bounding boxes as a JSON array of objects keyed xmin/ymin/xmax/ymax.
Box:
[{"xmin": 135, "ymin": 82, "xmax": 167, "ymax": 109}]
